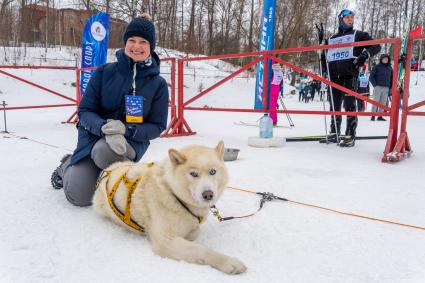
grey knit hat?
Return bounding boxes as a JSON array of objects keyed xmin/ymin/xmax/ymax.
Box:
[{"xmin": 123, "ymin": 14, "xmax": 156, "ymax": 51}]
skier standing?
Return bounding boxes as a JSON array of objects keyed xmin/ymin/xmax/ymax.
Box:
[{"xmin": 321, "ymin": 9, "xmax": 381, "ymax": 147}]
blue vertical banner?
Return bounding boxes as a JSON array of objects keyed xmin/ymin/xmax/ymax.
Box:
[
  {"xmin": 254, "ymin": 0, "xmax": 276, "ymax": 109},
  {"xmin": 80, "ymin": 13, "xmax": 110, "ymax": 97}
]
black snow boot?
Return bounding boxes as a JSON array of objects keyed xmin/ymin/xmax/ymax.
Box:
[
  {"xmin": 338, "ymin": 135, "xmax": 356, "ymax": 147},
  {"xmin": 326, "ymin": 133, "xmax": 339, "ymax": 143},
  {"xmin": 51, "ymin": 154, "xmax": 71, "ymax": 190}
]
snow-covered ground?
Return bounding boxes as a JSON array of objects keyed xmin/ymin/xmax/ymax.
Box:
[{"xmin": 1, "ymin": 48, "xmax": 425, "ymax": 283}]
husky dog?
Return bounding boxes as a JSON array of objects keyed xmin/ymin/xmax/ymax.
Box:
[{"xmin": 93, "ymin": 141, "xmax": 247, "ymax": 274}]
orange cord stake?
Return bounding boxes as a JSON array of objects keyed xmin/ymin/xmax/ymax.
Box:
[{"xmin": 225, "ymin": 185, "xmax": 425, "ymax": 231}]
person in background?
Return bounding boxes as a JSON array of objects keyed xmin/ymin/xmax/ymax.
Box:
[
  {"xmin": 308, "ymin": 82, "xmax": 314, "ymax": 102},
  {"xmin": 50, "ymin": 14, "xmax": 169, "ymax": 206},
  {"xmin": 369, "ymin": 54, "xmax": 393, "ymax": 121},
  {"xmin": 298, "ymin": 81, "xmax": 305, "ymax": 102},
  {"xmin": 319, "ymin": 81, "xmax": 328, "ymax": 101},
  {"xmin": 357, "ymin": 64, "xmax": 370, "ymax": 112},
  {"xmin": 314, "ymin": 79, "xmax": 321, "ymax": 101},
  {"xmin": 303, "ymin": 82, "xmax": 312, "ymax": 103},
  {"xmin": 269, "ymin": 61, "xmax": 284, "ymax": 126},
  {"xmin": 321, "ymin": 9, "xmax": 381, "ymax": 147}
]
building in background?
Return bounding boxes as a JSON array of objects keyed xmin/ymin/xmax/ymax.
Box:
[{"xmin": 19, "ymin": 5, "xmax": 126, "ymax": 48}]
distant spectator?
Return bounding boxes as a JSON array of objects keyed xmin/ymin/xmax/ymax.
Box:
[
  {"xmin": 269, "ymin": 62, "xmax": 284, "ymax": 125},
  {"xmin": 304, "ymin": 83, "xmax": 312, "ymax": 103},
  {"xmin": 319, "ymin": 82, "xmax": 328, "ymax": 101},
  {"xmin": 357, "ymin": 64, "xmax": 370, "ymax": 112},
  {"xmin": 298, "ymin": 82, "xmax": 306, "ymax": 102},
  {"xmin": 369, "ymin": 54, "xmax": 393, "ymax": 121}
]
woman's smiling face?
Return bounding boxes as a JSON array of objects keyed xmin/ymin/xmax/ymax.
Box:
[{"xmin": 124, "ymin": 36, "xmax": 151, "ymax": 62}]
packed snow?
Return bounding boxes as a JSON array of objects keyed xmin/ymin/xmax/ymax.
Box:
[{"xmin": 1, "ymin": 47, "xmax": 425, "ymax": 283}]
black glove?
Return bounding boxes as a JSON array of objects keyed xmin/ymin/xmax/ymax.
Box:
[
  {"xmin": 315, "ymin": 23, "xmax": 324, "ymax": 44},
  {"xmin": 355, "ymin": 51, "xmax": 369, "ymax": 67}
]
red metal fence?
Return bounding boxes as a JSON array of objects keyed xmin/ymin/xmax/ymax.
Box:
[
  {"xmin": 386, "ymin": 34, "xmax": 425, "ymax": 162},
  {"xmin": 1, "ymin": 36, "xmax": 421, "ymax": 163},
  {"xmin": 0, "ymin": 59, "xmax": 178, "ymax": 125},
  {"xmin": 0, "ymin": 66, "xmax": 78, "ymax": 120},
  {"xmin": 161, "ymin": 37, "xmax": 421, "ymax": 163}
]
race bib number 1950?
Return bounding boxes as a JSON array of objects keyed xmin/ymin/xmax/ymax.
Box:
[{"xmin": 327, "ymin": 32, "xmax": 356, "ymax": 62}]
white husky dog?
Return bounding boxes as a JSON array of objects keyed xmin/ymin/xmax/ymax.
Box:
[{"xmin": 92, "ymin": 141, "xmax": 247, "ymax": 274}]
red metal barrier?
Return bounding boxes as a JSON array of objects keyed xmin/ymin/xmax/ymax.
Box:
[
  {"xmin": 0, "ymin": 67, "xmax": 77, "ymax": 104},
  {"xmin": 0, "ymin": 65, "xmax": 78, "ymax": 124},
  {"xmin": 1, "ymin": 58, "xmax": 178, "ymax": 128},
  {"xmin": 66, "ymin": 66, "xmax": 97, "ymax": 123},
  {"xmin": 160, "ymin": 58, "xmax": 179, "ymax": 137},
  {"xmin": 164, "ymin": 38, "xmax": 406, "ymax": 162},
  {"xmin": 4, "ymin": 42, "xmax": 421, "ymax": 163},
  {"xmin": 386, "ymin": 34, "xmax": 425, "ymax": 162}
]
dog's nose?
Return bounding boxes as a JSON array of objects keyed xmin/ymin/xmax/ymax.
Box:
[{"xmin": 202, "ymin": 190, "xmax": 214, "ymax": 201}]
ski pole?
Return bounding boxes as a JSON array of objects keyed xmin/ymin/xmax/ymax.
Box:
[
  {"xmin": 278, "ymin": 95, "xmax": 294, "ymax": 126},
  {"xmin": 316, "ymin": 23, "xmax": 330, "ymax": 144},
  {"xmin": 323, "ymin": 51, "xmax": 341, "ymax": 143},
  {"xmin": 281, "ymin": 98, "xmax": 294, "ymax": 126}
]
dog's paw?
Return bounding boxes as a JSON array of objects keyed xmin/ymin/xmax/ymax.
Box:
[{"xmin": 217, "ymin": 257, "xmax": 247, "ymax": 274}]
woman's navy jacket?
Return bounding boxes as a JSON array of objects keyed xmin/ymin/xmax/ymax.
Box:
[{"xmin": 70, "ymin": 49, "xmax": 169, "ymax": 165}]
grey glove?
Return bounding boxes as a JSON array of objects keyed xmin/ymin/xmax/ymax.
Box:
[
  {"xmin": 101, "ymin": 119, "xmax": 126, "ymax": 135},
  {"xmin": 105, "ymin": 134, "xmax": 127, "ymax": 156}
]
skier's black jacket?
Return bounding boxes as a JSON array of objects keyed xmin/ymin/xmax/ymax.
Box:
[{"xmin": 322, "ymin": 28, "xmax": 381, "ymax": 78}]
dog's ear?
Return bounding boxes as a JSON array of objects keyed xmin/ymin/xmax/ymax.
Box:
[
  {"xmin": 215, "ymin": 140, "xmax": 225, "ymax": 160},
  {"xmin": 168, "ymin": 149, "xmax": 186, "ymax": 165}
]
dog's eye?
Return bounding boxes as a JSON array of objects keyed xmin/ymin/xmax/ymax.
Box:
[
  {"xmin": 190, "ymin": 171, "xmax": 199, "ymax": 177},
  {"xmin": 209, "ymin": 169, "xmax": 216, "ymax": 175}
]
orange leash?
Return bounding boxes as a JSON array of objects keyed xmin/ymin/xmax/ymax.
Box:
[{"xmin": 225, "ymin": 185, "xmax": 425, "ymax": 231}]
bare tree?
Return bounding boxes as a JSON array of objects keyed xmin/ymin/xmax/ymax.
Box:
[{"xmin": 3, "ymin": 0, "xmax": 424, "ymax": 68}]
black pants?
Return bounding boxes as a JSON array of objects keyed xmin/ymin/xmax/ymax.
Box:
[
  {"xmin": 299, "ymin": 90, "xmax": 305, "ymax": 102},
  {"xmin": 329, "ymin": 75, "xmax": 358, "ymax": 136},
  {"xmin": 357, "ymin": 87, "xmax": 369, "ymax": 112}
]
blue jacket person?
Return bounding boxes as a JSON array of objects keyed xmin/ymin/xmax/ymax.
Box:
[{"xmin": 51, "ymin": 14, "xmax": 169, "ymax": 206}]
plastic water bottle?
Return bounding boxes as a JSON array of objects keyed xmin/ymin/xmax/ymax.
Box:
[{"xmin": 259, "ymin": 113, "xmax": 273, "ymax": 138}]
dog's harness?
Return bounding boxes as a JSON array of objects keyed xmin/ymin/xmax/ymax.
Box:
[
  {"xmin": 96, "ymin": 162, "xmax": 203, "ymax": 233},
  {"xmin": 97, "ymin": 164, "xmax": 152, "ymax": 233}
]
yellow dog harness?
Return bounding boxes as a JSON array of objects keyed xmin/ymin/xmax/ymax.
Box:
[
  {"xmin": 98, "ymin": 162, "xmax": 155, "ymax": 233},
  {"xmin": 97, "ymin": 162, "xmax": 203, "ymax": 233},
  {"xmin": 108, "ymin": 172, "xmax": 145, "ymax": 232}
]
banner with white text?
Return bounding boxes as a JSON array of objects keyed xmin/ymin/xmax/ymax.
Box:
[
  {"xmin": 254, "ymin": 0, "xmax": 276, "ymax": 109},
  {"xmin": 80, "ymin": 13, "xmax": 110, "ymax": 97}
]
